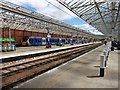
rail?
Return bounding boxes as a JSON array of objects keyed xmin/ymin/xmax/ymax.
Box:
[{"xmin": 1, "ymin": 43, "xmax": 102, "ymax": 89}]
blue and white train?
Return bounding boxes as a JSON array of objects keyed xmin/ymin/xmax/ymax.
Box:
[{"xmin": 21, "ymin": 36, "xmax": 82, "ymax": 46}]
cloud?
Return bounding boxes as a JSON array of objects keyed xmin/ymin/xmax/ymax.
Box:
[
  {"xmin": 5, "ymin": 0, "xmax": 77, "ymax": 20},
  {"xmin": 73, "ymin": 24, "xmax": 94, "ymax": 31},
  {"xmin": 73, "ymin": 24, "xmax": 103, "ymax": 35},
  {"xmin": 4, "ymin": 0, "xmax": 103, "ymax": 35}
]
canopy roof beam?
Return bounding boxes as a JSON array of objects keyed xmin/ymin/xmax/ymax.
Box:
[{"xmin": 93, "ymin": 0, "xmax": 107, "ymax": 31}]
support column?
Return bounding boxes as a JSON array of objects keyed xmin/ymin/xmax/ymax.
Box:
[
  {"xmin": 46, "ymin": 27, "xmax": 51, "ymax": 48},
  {"xmin": 14, "ymin": 29, "xmax": 16, "ymax": 38},
  {"xmin": 8, "ymin": 27, "xmax": 11, "ymax": 44},
  {"xmin": 2, "ymin": 28, "xmax": 4, "ymax": 38}
]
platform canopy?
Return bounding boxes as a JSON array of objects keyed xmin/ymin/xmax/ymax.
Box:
[
  {"xmin": 0, "ymin": 0, "xmax": 97, "ymax": 38},
  {"xmin": 56, "ymin": 0, "xmax": 120, "ymax": 38}
]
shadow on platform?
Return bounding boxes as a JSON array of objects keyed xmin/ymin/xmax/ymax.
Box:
[
  {"xmin": 94, "ymin": 65, "xmax": 100, "ymax": 68},
  {"xmin": 87, "ymin": 75, "xmax": 101, "ymax": 78}
]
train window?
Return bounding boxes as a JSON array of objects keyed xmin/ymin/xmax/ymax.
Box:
[
  {"xmin": 54, "ymin": 39, "xmax": 57, "ymax": 42},
  {"xmin": 62, "ymin": 39, "xmax": 65, "ymax": 42},
  {"xmin": 29, "ymin": 38, "xmax": 33, "ymax": 43},
  {"xmin": 56, "ymin": 39, "xmax": 58, "ymax": 42},
  {"xmin": 53, "ymin": 39, "xmax": 54, "ymax": 42},
  {"xmin": 54, "ymin": 39, "xmax": 56, "ymax": 42},
  {"xmin": 50, "ymin": 39, "xmax": 52, "ymax": 42},
  {"xmin": 50, "ymin": 38, "xmax": 53, "ymax": 42},
  {"xmin": 38, "ymin": 38, "xmax": 42, "ymax": 42},
  {"xmin": 57, "ymin": 39, "xmax": 59, "ymax": 42}
]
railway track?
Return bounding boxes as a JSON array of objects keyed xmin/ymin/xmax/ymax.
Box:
[{"xmin": 1, "ymin": 43, "xmax": 102, "ymax": 89}]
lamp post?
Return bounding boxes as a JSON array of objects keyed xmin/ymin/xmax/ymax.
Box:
[{"xmin": 46, "ymin": 27, "xmax": 51, "ymax": 48}]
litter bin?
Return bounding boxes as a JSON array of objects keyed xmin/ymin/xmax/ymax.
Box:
[
  {"xmin": 6, "ymin": 38, "xmax": 16, "ymax": 51},
  {"xmin": 11, "ymin": 43, "xmax": 16, "ymax": 51},
  {"xmin": 10, "ymin": 38, "xmax": 16, "ymax": 51},
  {"xmin": 2, "ymin": 43, "xmax": 7, "ymax": 52},
  {"xmin": 7, "ymin": 43, "xmax": 12, "ymax": 51}
]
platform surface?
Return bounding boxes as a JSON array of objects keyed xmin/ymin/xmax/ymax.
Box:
[
  {"xmin": 15, "ymin": 45, "xmax": 118, "ymax": 88},
  {"xmin": 1, "ymin": 42, "xmax": 98, "ymax": 59}
]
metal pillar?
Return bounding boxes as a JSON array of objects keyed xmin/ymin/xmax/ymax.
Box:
[
  {"xmin": 8, "ymin": 27, "xmax": 11, "ymax": 44},
  {"xmin": 46, "ymin": 27, "xmax": 51, "ymax": 48}
]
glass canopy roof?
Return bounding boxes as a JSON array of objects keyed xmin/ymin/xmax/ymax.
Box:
[
  {"xmin": 0, "ymin": 0, "xmax": 96, "ymax": 38},
  {"xmin": 56, "ymin": 0, "xmax": 120, "ymax": 38}
]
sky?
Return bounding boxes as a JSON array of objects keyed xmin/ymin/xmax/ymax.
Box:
[{"xmin": 4, "ymin": 0, "xmax": 103, "ymax": 35}]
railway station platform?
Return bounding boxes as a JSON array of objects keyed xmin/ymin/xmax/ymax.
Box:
[
  {"xmin": 1, "ymin": 42, "xmax": 99, "ymax": 60},
  {"xmin": 14, "ymin": 44, "xmax": 119, "ymax": 88}
]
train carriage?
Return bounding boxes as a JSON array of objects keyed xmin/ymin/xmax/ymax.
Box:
[
  {"xmin": 22, "ymin": 36, "xmax": 42, "ymax": 46},
  {"xmin": 29, "ymin": 37, "xmax": 42, "ymax": 46},
  {"xmin": 21, "ymin": 36, "xmax": 82, "ymax": 46}
]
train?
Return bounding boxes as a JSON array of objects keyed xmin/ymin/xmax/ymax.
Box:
[{"xmin": 21, "ymin": 36, "xmax": 83, "ymax": 46}]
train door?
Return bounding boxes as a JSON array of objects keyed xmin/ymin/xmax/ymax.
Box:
[
  {"xmin": 70, "ymin": 38, "xmax": 73, "ymax": 44},
  {"xmin": 42, "ymin": 38, "xmax": 46, "ymax": 45},
  {"xmin": 65, "ymin": 38, "xmax": 68, "ymax": 44},
  {"xmin": 59, "ymin": 38, "xmax": 62, "ymax": 44},
  {"xmin": 46, "ymin": 38, "xmax": 51, "ymax": 45},
  {"xmin": 62, "ymin": 38, "xmax": 65, "ymax": 44}
]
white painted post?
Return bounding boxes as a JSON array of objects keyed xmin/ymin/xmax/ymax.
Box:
[
  {"xmin": 103, "ymin": 50, "xmax": 107, "ymax": 67},
  {"xmin": 103, "ymin": 50, "xmax": 107, "ymax": 56},
  {"xmin": 100, "ymin": 55, "xmax": 105, "ymax": 77}
]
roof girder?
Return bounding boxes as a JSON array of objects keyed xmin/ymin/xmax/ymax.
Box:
[{"xmin": 56, "ymin": 0, "xmax": 120, "ymax": 37}]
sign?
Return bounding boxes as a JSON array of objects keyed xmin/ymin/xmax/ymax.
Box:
[{"xmin": 0, "ymin": 38, "xmax": 15, "ymax": 42}]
